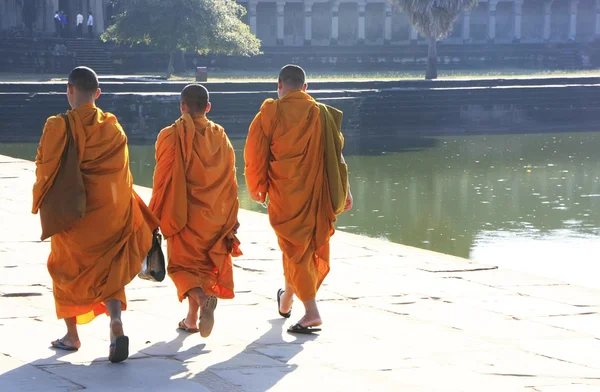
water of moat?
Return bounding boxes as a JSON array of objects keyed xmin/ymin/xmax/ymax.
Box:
[{"xmin": 3, "ymin": 132, "xmax": 600, "ymax": 288}]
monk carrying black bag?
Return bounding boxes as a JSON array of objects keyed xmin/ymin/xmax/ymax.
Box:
[{"xmin": 138, "ymin": 229, "xmax": 166, "ymax": 282}]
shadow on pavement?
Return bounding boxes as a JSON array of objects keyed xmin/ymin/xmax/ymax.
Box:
[
  {"xmin": 0, "ymin": 316, "xmax": 319, "ymax": 390},
  {"xmin": 180, "ymin": 318, "xmax": 319, "ymax": 390}
]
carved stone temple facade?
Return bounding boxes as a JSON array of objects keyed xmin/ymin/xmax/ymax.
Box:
[
  {"xmin": 1, "ymin": 0, "xmax": 599, "ymax": 46},
  {"xmin": 239, "ymin": 0, "xmax": 600, "ymax": 46},
  {"xmin": 0, "ymin": 0, "xmax": 111, "ymax": 37}
]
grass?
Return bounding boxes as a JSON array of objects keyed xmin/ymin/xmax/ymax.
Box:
[
  {"xmin": 169, "ymin": 68, "xmax": 600, "ymax": 82},
  {"xmin": 1, "ymin": 68, "xmax": 600, "ymax": 83},
  {"xmin": 0, "ymin": 73, "xmax": 65, "ymax": 82}
]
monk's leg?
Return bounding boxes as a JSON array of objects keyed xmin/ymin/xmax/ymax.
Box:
[
  {"xmin": 105, "ymin": 299, "xmax": 129, "ymax": 363},
  {"xmin": 52, "ymin": 317, "xmax": 81, "ymax": 349},
  {"xmin": 105, "ymin": 299, "xmax": 125, "ymax": 341},
  {"xmin": 279, "ymin": 281, "xmax": 294, "ymax": 314},
  {"xmin": 184, "ymin": 295, "xmax": 201, "ymax": 329},
  {"xmin": 297, "ymin": 298, "xmax": 322, "ymax": 328},
  {"xmin": 187, "ymin": 287, "xmax": 217, "ymax": 338}
]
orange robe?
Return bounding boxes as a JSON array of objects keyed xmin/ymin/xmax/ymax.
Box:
[
  {"xmin": 244, "ymin": 90, "xmax": 338, "ymax": 301},
  {"xmin": 32, "ymin": 103, "xmax": 158, "ymax": 324},
  {"xmin": 149, "ymin": 114, "xmax": 240, "ymax": 302}
]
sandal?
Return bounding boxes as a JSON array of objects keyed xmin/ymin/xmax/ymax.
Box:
[
  {"xmin": 287, "ymin": 323, "xmax": 321, "ymax": 334},
  {"xmin": 177, "ymin": 319, "xmax": 199, "ymax": 333},
  {"xmin": 199, "ymin": 296, "xmax": 218, "ymax": 338},
  {"xmin": 277, "ymin": 289, "xmax": 292, "ymax": 318},
  {"xmin": 51, "ymin": 338, "xmax": 78, "ymax": 351},
  {"xmin": 108, "ymin": 335, "xmax": 129, "ymax": 363}
]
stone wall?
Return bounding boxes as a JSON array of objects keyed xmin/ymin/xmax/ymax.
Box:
[
  {"xmin": 0, "ymin": 38, "xmax": 75, "ymax": 73},
  {"xmin": 107, "ymin": 43, "xmax": 597, "ymax": 74},
  {"xmin": 391, "ymin": 11, "xmax": 410, "ymax": 43},
  {"xmin": 312, "ymin": 3, "xmax": 331, "ymax": 46},
  {"xmin": 2, "ymin": 79, "xmax": 600, "ymax": 143},
  {"xmin": 551, "ymin": 2, "xmax": 571, "ymax": 42},
  {"xmin": 522, "ymin": 3, "xmax": 545, "ymax": 42},
  {"xmin": 2, "ymin": 37, "xmax": 600, "ymax": 75},
  {"xmin": 365, "ymin": 3, "xmax": 384, "ymax": 45},
  {"xmin": 256, "ymin": 2, "xmax": 277, "ymax": 47}
]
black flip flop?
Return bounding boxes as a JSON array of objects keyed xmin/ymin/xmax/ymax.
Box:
[
  {"xmin": 51, "ymin": 338, "xmax": 78, "ymax": 351},
  {"xmin": 109, "ymin": 335, "xmax": 129, "ymax": 363},
  {"xmin": 277, "ymin": 289, "xmax": 291, "ymax": 318},
  {"xmin": 287, "ymin": 323, "xmax": 321, "ymax": 334}
]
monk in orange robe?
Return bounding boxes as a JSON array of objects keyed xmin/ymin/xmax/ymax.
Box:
[
  {"xmin": 149, "ymin": 84, "xmax": 241, "ymax": 338},
  {"xmin": 32, "ymin": 67, "xmax": 157, "ymax": 363},
  {"xmin": 245, "ymin": 65, "xmax": 352, "ymax": 334}
]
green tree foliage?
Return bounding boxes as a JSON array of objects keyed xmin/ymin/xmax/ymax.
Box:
[
  {"xmin": 391, "ymin": 0, "xmax": 477, "ymax": 79},
  {"xmin": 102, "ymin": 0, "xmax": 261, "ymax": 77}
]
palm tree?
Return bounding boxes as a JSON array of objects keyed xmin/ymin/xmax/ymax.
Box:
[{"xmin": 391, "ymin": 0, "xmax": 477, "ymax": 79}]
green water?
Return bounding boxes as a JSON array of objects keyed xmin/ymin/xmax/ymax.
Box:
[{"xmin": 4, "ymin": 132, "xmax": 600, "ymax": 288}]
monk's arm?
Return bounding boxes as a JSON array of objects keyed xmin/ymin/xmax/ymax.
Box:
[
  {"xmin": 244, "ymin": 112, "xmax": 270, "ymax": 203},
  {"xmin": 340, "ymin": 153, "xmax": 353, "ymax": 212},
  {"xmin": 32, "ymin": 116, "xmax": 67, "ymax": 214},
  {"xmin": 148, "ymin": 127, "xmax": 175, "ymax": 219}
]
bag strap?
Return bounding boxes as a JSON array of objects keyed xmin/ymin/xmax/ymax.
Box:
[
  {"xmin": 60, "ymin": 113, "xmax": 73, "ymax": 144},
  {"xmin": 267, "ymin": 100, "xmax": 279, "ymax": 145}
]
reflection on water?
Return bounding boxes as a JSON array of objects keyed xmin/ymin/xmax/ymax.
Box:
[{"xmin": 3, "ymin": 132, "xmax": 600, "ymax": 287}]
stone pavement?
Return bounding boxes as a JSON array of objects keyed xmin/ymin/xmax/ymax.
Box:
[{"xmin": 1, "ymin": 154, "xmax": 600, "ymax": 392}]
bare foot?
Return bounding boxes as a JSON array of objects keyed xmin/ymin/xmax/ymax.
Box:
[
  {"xmin": 109, "ymin": 319, "xmax": 129, "ymax": 363},
  {"xmin": 110, "ymin": 318, "xmax": 124, "ymax": 343},
  {"xmin": 295, "ymin": 314, "xmax": 322, "ymax": 328},
  {"xmin": 182, "ymin": 317, "xmax": 198, "ymax": 330},
  {"xmin": 51, "ymin": 334, "xmax": 81, "ymax": 350},
  {"xmin": 199, "ymin": 296, "xmax": 217, "ymax": 338},
  {"xmin": 184, "ymin": 299, "xmax": 200, "ymax": 329},
  {"xmin": 288, "ymin": 314, "xmax": 323, "ymax": 334}
]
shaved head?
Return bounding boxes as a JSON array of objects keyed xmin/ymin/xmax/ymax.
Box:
[
  {"xmin": 181, "ymin": 84, "xmax": 209, "ymax": 114},
  {"xmin": 278, "ymin": 64, "xmax": 306, "ymax": 89},
  {"xmin": 68, "ymin": 66, "xmax": 99, "ymax": 95}
]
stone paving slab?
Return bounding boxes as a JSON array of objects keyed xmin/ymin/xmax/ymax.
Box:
[
  {"xmin": 535, "ymin": 385, "xmax": 600, "ymax": 392},
  {"xmin": 448, "ymin": 268, "xmax": 571, "ymax": 288},
  {"xmin": 532, "ymin": 313, "xmax": 600, "ymax": 340},
  {"xmin": 0, "ymin": 355, "xmax": 81, "ymax": 392},
  {"xmin": 42, "ymin": 358, "xmax": 213, "ymax": 392},
  {"xmin": 2, "ymin": 154, "xmax": 600, "ymax": 391}
]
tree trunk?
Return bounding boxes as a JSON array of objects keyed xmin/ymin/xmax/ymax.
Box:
[
  {"xmin": 425, "ymin": 39, "xmax": 438, "ymax": 80},
  {"xmin": 166, "ymin": 51, "xmax": 175, "ymax": 79},
  {"xmin": 178, "ymin": 50, "xmax": 186, "ymax": 73}
]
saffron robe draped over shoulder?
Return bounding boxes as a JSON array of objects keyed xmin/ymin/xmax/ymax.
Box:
[
  {"xmin": 244, "ymin": 90, "xmax": 347, "ymax": 302},
  {"xmin": 149, "ymin": 114, "xmax": 240, "ymax": 302},
  {"xmin": 32, "ymin": 103, "xmax": 158, "ymax": 324}
]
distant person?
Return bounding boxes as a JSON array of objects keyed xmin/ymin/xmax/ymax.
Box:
[
  {"xmin": 60, "ymin": 11, "xmax": 67, "ymax": 37},
  {"xmin": 54, "ymin": 10, "xmax": 61, "ymax": 37},
  {"xmin": 87, "ymin": 12, "xmax": 94, "ymax": 38},
  {"xmin": 244, "ymin": 65, "xmax": 352, "ymax": 334},
  {"xmin": 32, "ymin": 66, "xmax": 158, "ymax": 363},
  {"xmin": 149, "ymin": 84, "xmax": 241, "ymax": 338},
  {"xmin": 76, "ymin": 12, "xmax": 84, "ymax": 38}
]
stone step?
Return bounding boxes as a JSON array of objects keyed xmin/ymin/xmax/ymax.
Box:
[{"xmin": 65, "ymin": 39, "xmax": 114, "ymax": 74}]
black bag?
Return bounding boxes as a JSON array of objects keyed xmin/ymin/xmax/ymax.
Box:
[{"xmin": 138, "ymin": 230, "xmax": 166, "ymax": 282}]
